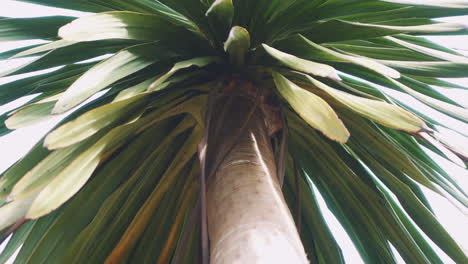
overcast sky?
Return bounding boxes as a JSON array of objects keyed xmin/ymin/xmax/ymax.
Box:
[{"xmin": 0, "ymin": 1, "xmax": 467, "ymax": 263}]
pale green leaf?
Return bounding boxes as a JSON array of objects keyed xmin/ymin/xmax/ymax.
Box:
[
  {"xmin": 305, "ymin": 75, "xmax": 424, "ymax": 132},
  {"xmin": 26, "ymin": 146, "xmax": 103, "ymax": 219},
  {"xmin": 52, "ymin": 43, "xmax": 168, "ymax": 114},
  {"xmin": 114, "ymin": 78, "xmax": 155, "ymax": 102},
  {"xmin": 46, "ymin": 94, "xmax": 149, "ymax": 149},
  {"xmin": 280, "ymin": 35, "xmax": 401, "ymax": 78},
  {"xmin": 0, "ymin": 141, "xmax": 49, "ymax": 201},
  {"xmin": 10, "ymin": 138, "xmax": 97, "ymax": 200},
  {"xmin": 149, "ymin": 57, "xmax": 220, "ymax": 90},
  {"xmin": 264, "ymin": 44, "xmax": 341, "ymax": 81},
  {"xmin": 0, "ymin": 193, "xmax": 37, "ymax": 231},
  {"xmin": 12, "ymin": 39, "xmax": 76, "ymax": 58},
  {"xmin": 224, "ymin": 26, "xmax": 250, "ymax": 67},
  {"xmin": 5, "ymin": 92, "xmax": 61, "ymax": 129},
  {"xmin": 26, "ymin": 93, "xmax": 206, "ymax": 218},
  {"xmin": 58, "ymin": 11, "xmax": 185, "ymax": 42},
  {"xmin": 5, "ymin": 102, "xmax": 55, "ymax": 129},
  {"xmin": 25, "ymin": 130, "xmax": 124, "ymax": 219},
  {"xmin": 273, "ymin": 72, "xmax": 349, "ymax": 143}
]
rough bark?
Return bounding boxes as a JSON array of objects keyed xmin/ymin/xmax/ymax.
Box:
[{"xmin": 206, "ymin": 91, "xmax": 308, "ymax": 264}]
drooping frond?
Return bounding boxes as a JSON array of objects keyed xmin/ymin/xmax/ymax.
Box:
[{"xmin": 1, "ymin": 0, "xmax": 467, "ymax": 263}]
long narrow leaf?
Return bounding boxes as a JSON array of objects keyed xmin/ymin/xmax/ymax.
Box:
[{"xmin": 273, "ymin": 72, "xmax": 349, "ymax": 143}]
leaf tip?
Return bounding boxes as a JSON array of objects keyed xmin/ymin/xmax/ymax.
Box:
[
  {"xmin": 330, "ymin": 72, "xmax": 342, "ymax": 81},
  {"xmin": 43, "ymin": 137, "xmax": 52, "ymax": 150},
  {"xmin": 4, "ymin": 118, "xmax": 15, "ymax": 130},
  {"xmin": 332, "ymin": 126, "xmax": 350, "ymax": 144},
  {"xmin": 6, "ymin": 194, "xmax": 13, "ymax": 203},
  {"xmin": 51, "ymin": 102, "xmax": 68, "ymax": 115}
]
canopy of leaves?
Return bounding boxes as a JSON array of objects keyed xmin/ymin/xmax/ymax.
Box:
[{"xmin": 0, "ymin": 0, "xmax": 467, "ymax": 263}]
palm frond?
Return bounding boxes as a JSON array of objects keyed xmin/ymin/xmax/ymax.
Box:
[{"xmin": 1, "ymin": 0, "xmax": 467, "ymax": 263}]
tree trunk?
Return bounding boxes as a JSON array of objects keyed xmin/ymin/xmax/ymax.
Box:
[{"xmin": 206, "ymin": 90, "xmax": 308, "ymax": 264}]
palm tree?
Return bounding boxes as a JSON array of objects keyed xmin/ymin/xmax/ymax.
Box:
[{"xmin": 1, "ymin": 0, "xmax": 467, "ymax": 263}]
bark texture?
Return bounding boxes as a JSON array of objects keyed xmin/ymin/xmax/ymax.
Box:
[{"xmin": 206, "ymin": 92, "xmax": 308, "ymax": 264}]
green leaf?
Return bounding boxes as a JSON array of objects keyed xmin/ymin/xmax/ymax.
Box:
[
  {"xmin": 0, "ymin": 221, "xmax": 35, "ymax": 263},
  {"xmin": 1, "ymin": 1, "xmax": 468, "ymax": 263},
  {"xmin": 52, "ymin": 43, "xmax": 176, "ymax": 114},
  {"xmin": 263, "ymin": 44, "xmax": 341, "ymax": 81},
  {"xmin": 149, "ymin": 56, "xmax": 221, "ymax": 90},
  {"xmin": 303, "ymin": 20, "xmax": 467, "ymax": 43},
  {"xmin": 12, "ymin": 40, "xmax": 76, "ymax": 58},
  {"xmin": 0, "ymin": 16, "xmax": 74, "ymax": 41},
  {"xmin": 5, "ymin": 102, "xmax": 55, "ymax": 130},
  {"xmin": 12, "ymin": 210, "xmax": 60, "ymax": 264},
  {"xmin": 362, "ymin": 157, "xmax": 468, "ymax": 263},
  {"xmin": 0, "ymin": 141, "xmax": 49, "ymax": 201},
  {"xmin": 389, "ymin": 78, "xmax": 468, "ymax": 122},
  {"xmin": 324, "ymin": 43, "xmax": 435, "ymax": 61},
  {"xmin": 337, "ymin": 109, "xmax": 441, "ymax": 194},
  {"xmin": 304, "ymin": 75, "xmax": 424, "ymax": 133},
  {"xmin": 26, "ymin": 131, "xmax": 122, "ymax": 218},
  {"xmin": 26, "ymin": 0, "xmax": 201, "ymax": 34},
  {"xmin": 399, "ymin": 76, "xmax": 461, "ymax": 106},
  {"xmin": 385, "ymin": 194, "xmax": 444, "ymax": 264},
  {"xmin": 273, "ymin": 72, "xmax": 349, "ymax": 143},
  {"xmin": 0, "ymin": 113, "xmax": 13, "ymax": 137},
  {"xmin": 0, "ymin": 40, "xmax": 130, "ymax": 78},
  {"xmin": 10, "ymin": 135, "xmax": 101, "ymax": 201},
  {"xmin": 45, "ymin": 94, "xmax": 149, "ymax": 149},
  {"xmin": 378, "ymin": 60, "xmax": 468, "ymax": 78},
  {"xmin": 60, "ymin": 120, "xmax": 190, "ymax": 263},
  {"xmin": 405, "ymin": 75, "xmax": 467, "ymax": 89},
  {"xmin": 15, "ymin": 121, "xmax": 174, "ymax": 263},
  {"xmin": 14, "ymin": 0, "xmax": 107, "ymax": 12},
  {"xmin": 5, "ymin": 94, "xmax": 61, "ymax": 129},
  {"xmin": 142, "ymin": 0, "xmax": 210, "ymax": 36},
  {"xmin": 205, "ymin": 0, "xmax": 234, "ymax": 39},
  {"xmin": 0, "ymin": 43, "xmax": 44, "ymax": 60},
  {"xmin": 26, "ymin": 91, "xmax": 207, "ymax": 219},
  {"xmin": 277, "ymin": 35, "xmax": 401, "ymax": 78},
  {"xmin": 394, "ymin": 34, "xmax": 462, "ymax": 55},
  {"xmin": 384, "ymin": 36, "xmax": 468, "ymax": 63},
  {"xmin": 58, "ymin": 11, "xmax": 189, "ymax": 42},
  {"xmin": 381, "ymin": 128, "xmax": 463, "ymax": 196},
  {"xmin": 285, "ymin": 165, "xmax": 345, "ymax": 264},
  {"xmin": 105, "ymin": 125, "xmax": 202, "ymax": 263},
  {"xmin": 311, "ymin": 1, "xmax": 468, "ymax": 22},
  {"xmin": 224, "ymin": 26, "xmax": 250, "ymax": 67},
  {"xmin": 382, "ymin": 0, "xmax": 468, "ymax": 8},
  {"xmin": 0, "ymin": 193, "xmax": 37, "ymax": 231},
  {"xmin": 288, "ymin": 120, "xmax": 400, "ymax": 263},
  {"xmin": 155, "ymin": 185, "xmax": 197, "ymax": 264},
  {"xmin": 0, "ymin": 63, "xmax": 92, "ymax": 105},
  {"xmin": 113, "ymin": 78, "xmax": 154, "ymax": 101}
]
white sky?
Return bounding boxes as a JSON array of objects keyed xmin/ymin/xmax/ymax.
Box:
[{"xmin": 0, "ymin": 1, "xmax": 467, "ymax": 264}]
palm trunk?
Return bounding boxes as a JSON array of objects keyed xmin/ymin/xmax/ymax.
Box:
[{"xmin": 206, "ymin": 90, "xmax": 308, "ymax": 264}]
